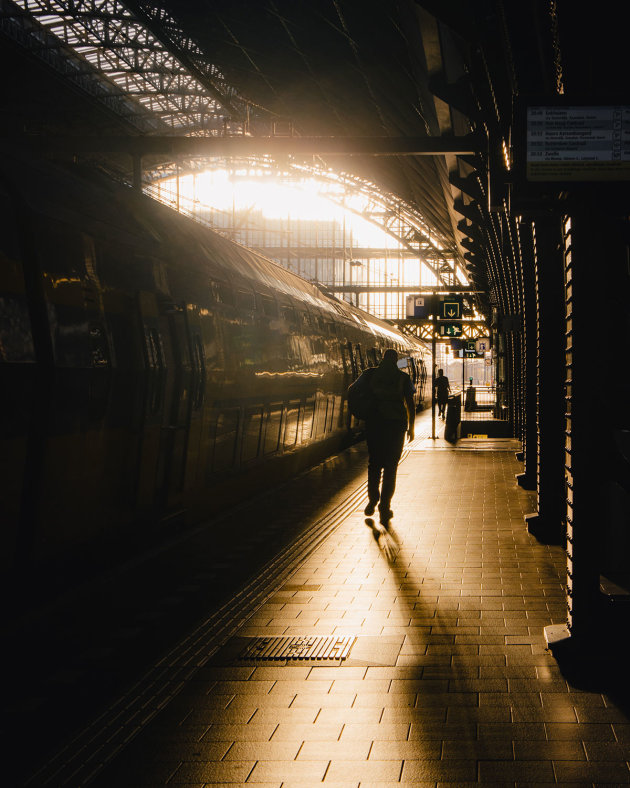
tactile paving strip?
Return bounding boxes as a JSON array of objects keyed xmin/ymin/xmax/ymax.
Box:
[
  {"xmin": 239, "ymin": 635, "xmax": 355, "ymax": 661},
  {"xmin": 25, "ymin": 470, "xmax": 371, "ymax": 786}
]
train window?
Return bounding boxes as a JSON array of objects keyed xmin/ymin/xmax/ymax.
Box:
[
  {"xmin": 216, "ymin": 284, "xmax": 234, "ymax": 305},
  {"xmin": 264, "ymin": 405, "xmax": 283, "ymax": 454},
  {"xmin": 281, "ymin": 306, "xmax": 296, "ymax": 325},
  {"xmin": 236, "ymin": 289, "xmax": 256, "ymax": 311},
  {"xmin": 340, "ymin": 343, "xmax": 351, "ymax": 376},
  {"xmin": 313, "ymin": 397, "xmax": 327, "ymax": 437},
  {"xmin": 409, "ymin": 358, "xmax": 419, "ymax": 384},
  {"xmin": 0, "ymin": 295, "xmax": 35, "ymax": 363},
  {"xmin": 262, "ymin": 296, "xmax": 278, "ymax": 318},
  {"xmin": 345, "ymin": 341, "xmax": 358, "ymax": 378},
  {"xmin": 355, "ymin": 344, "xmax": 365, "ymax": 371},
  {"xmin": 326, "ymin": 397, "xmax": 336, "ymax": 433},
  {"xmin": 88, "ymin": 322, "xmax": 110, "ymax": 367},
  {"xmin": 191, "ymin": 334, "xmax": 205, "ymax": 410},
  {"xmin": 241, "ymin": 407, "xmax": 263, "ymax": 463},
  {"xmin": 367, "ymin": 347, "xmax": 378, "ymax": 367},
  {"xmin": 0, "ymin": 190, "xmax": 35, "ymax": 363},
  {"xmin": 300, "ymin": 399, "xmax": 315, "ymax": 443},
  {"xmin": 283, "ymin": 405, "xmax": 300, "ymax": 448},
  {"xmin": 169, "ymin": 308, "xmax": 192, "ymax": 369},
  {"xmin": 212, "ymin": 409, "xmax": 239, "ymax": 471},
  {"xmin": 145, "ymin": 327, "xmax": 164, "ymax": 370},
  {"xmin": 419, "ymin": 358, "xmax": 428, "ymax": 386}
]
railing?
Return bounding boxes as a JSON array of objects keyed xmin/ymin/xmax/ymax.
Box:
[{"xmin": 451, "ymin": 385, "xmax": 508, "ymax": 422}]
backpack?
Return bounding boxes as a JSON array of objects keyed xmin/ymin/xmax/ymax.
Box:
[
  {"xmin": 347, "ymin": 368, "xmax": 377, "ymax": 420},
  {"xmin": 370, "ymin": 366, "xmax": 406, "ymax": 422}
]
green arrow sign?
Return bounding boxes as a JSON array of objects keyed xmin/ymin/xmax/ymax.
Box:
[
  {"xmin": 439, "ymin": 297, "xmax": 462, "ymax": 319},
  {"xmin": 439, "ymin": 322, "xmax": 463, "ymax": 337}
]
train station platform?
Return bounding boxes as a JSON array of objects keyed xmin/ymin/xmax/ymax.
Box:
[{"xmin": 10, "ymin": 410, "xmax": 630, "ymax": 786}]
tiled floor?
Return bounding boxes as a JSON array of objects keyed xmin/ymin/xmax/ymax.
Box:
[{"xmin": 32, "ymin": 415, "xmax": 630, "ymax": 785}]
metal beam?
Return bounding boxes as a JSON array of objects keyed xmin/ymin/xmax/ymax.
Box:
[
  {"xmin": 392, "ymin": 320, "xmax": 490, "ymax": 340},
  {"xmin": 247, "ymin": 247, "xmax": 423, "ymax": 259},
  {"xmin": 326, "ymin": 285, "xmax": 482, "ymax": 293},
  {"xmin": 16, "ymin": 133, "xmax": 482, "ymax": 157}
]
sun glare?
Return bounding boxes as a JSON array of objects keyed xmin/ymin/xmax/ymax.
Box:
[
  {"xmin": 174, "ymin": 168, "xmax": 403, "ymax": 250},
  {"xmin": 151, "ymin": 166, "xmax": 460, "ymax": 321}
]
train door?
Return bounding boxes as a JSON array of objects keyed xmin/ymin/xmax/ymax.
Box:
[
  {"xmin": 155, "ymin": 300, "xmax": 193, "ymax": 516},
  {"xmin": 135, "ymin": 290, "xmax": 167, "ymax": 512},
  {"xmin": 345, "ymin": 341, "xmax": 358, "ymax": 379},
  {"xmin": 283, "ymin": 401, "xmax": 301, "ymax": 451},
  {"xmin": 313, "ymin": 393, "xmax": 328, "ymax": 438},
  {"xmin": 355, "ymin": 344, "xmax": 365, "ymax": 372},
  {"xmin": 0, "ymin": 187, "xmax": 37, "ymax": 569},
  {"xmin": 367, "ymin": 347, "xmax": 379, "ymax": 367},
  {"xmin": 182, "ymin": 305, "xmax": 206, "ymax": 493}
]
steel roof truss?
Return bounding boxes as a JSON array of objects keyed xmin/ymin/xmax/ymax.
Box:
[{"xmin": 10, "ymin": 0, "xmax": 240, "ymax": 133}]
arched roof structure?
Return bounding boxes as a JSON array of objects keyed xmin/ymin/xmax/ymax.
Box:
[{"xmin": 2, "ymin": 0, "xmax": 626, "ymax": 323}]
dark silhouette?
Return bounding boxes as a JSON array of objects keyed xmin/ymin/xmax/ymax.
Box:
[
  {"xmin": 434, "ymin": 368, "xmax": 451, "ymax": 419},
  {"xmin": 364, "ymin": 517, "xmax": 399, "ymax": 561},
  {"xmin": 353, "ymin": 349, "xmax": 415, "ymax": 525}
]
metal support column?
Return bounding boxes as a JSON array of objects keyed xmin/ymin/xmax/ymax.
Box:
[
  {"xmin": 431, "ymin": 329, "xmax": 436, "ymax": 440},
  {"xmin": 525, "ymin": 218, "xmax": 566, "ymax": 544},
  {"xmin": 557, "ymin": 214, "xmax": 603, "ymax": 640},
  {"xmin": 516, "ymin": 221, "xmax": 538, "ymax": 490}
]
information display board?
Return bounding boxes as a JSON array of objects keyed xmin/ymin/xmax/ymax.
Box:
[{"xmin": 524, "ymin": 103, "xmax": 630, "ymax": 182}]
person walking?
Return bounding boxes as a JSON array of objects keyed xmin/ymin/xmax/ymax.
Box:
[
  {"xmin": 351, "ymin": 348, "xmax": 415, "ymax": 526},
  {"xmin": 434, "ymin": 368, "xmax": 451, "ymax": 419}
]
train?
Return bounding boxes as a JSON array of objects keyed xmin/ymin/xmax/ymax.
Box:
[{"xmin": 0, "ymin": 154, "xmax": 430, "ymax": 579}]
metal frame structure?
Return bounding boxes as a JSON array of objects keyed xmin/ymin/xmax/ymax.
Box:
[
  {"xmin": 395, "ymin": 320, "xmax": 489, "ymax": 341},
  {"xmin": 4, "ymin": 0, "xmax": 260, "ymax": 133},
  {"xmin": 147, "ymin": 155, "xmax": 469, "ymax": 294},
  {"xmin": 3, "ymin": 0, "xmax": 473, "ymax": 300}
]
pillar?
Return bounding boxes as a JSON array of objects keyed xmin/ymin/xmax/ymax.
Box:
[
  {"xmin": 525, "ymin": 217, "xmax": 566, "ymax": 544},
  {"xmin": 516, "ymin": 221, "xmax": 538, "ymax": 490}
]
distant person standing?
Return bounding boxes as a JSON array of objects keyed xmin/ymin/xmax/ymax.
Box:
[
  {"xmin": 434, "ymin": 368, "xmax": 451, "ymax": 419},
  {"xmin": 351, "ymin": 348, "xmax": 415, "ymax": 526}
]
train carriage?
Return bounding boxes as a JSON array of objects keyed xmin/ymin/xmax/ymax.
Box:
[{"xmin": 0, "ymin": 156, "xmax": 430, "ymax": 575}]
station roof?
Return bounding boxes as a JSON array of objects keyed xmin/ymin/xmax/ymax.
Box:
[{"xmin": 2, "ymin": 0, "xmax": 623, "ymax": 319}]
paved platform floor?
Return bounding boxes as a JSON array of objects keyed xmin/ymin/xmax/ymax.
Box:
[{"xmin": 22, "ymin": 413, "xmax": 630, "ymax": 786}]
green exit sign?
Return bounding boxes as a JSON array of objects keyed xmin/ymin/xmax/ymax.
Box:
[{"xmin": 439, "ymin": 322, "xmax": 463, "ymax": 337}]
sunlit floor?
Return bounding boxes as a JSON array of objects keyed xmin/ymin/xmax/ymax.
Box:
[{"xmin": 25, "ymin": 410, "xmax": 630, "ymax": 786}]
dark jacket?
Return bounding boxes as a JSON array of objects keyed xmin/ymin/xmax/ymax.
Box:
[{"xmin": 357, "ymin": 359, "xmax": 413, "ymax": 426}]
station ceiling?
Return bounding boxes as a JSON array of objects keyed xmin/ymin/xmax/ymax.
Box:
[{"xmin": 2, "ymin": 0, "xmax": 622, "ymax": 319}]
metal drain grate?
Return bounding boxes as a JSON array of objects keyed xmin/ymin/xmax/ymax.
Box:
[{"xmin": 240, "ymin": 635, "xmax": 355, "ymax": 662}]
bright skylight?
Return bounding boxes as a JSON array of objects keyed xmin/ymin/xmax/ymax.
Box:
[{"xmin": 173, "ymin": 169, "xmax": 405, "ymax": 250}]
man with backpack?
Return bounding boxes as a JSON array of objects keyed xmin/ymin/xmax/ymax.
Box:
[{"xmin": 348, "ymin": 348, "xmax": 415, "ymax": 526}]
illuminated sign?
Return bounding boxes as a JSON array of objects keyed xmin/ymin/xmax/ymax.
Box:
[
  {"xmin": 464, "ymin": 341, "xmax": 477, "ymax": 357},
  {"xmin": 526, "ymin": 104, "xmax": 630, "ymax": 182},
  {"xmin": 439, "ymin": 296, "xmax": 462, "ymax": 319},
  {"xmin": 439, "ymin": 322, "xmax": 462, "ymax": 337},
  {"xmin": 405, "ymin": 294, "xmax": 433, "ymax": 318}
]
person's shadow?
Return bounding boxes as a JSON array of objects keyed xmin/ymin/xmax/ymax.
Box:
[{"xmin": 365, "ymin": 517, "xmax": 400, "ymax": 562}]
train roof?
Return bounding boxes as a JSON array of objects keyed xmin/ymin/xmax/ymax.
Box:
[{"xmin": 5, "ymin": 155, "xmax": 426, "ymax": 354}]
